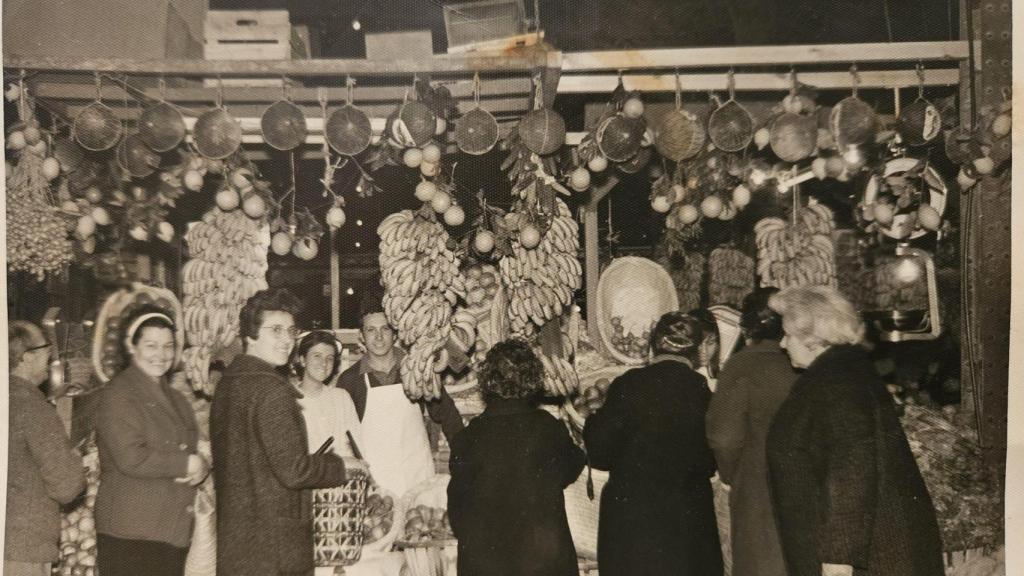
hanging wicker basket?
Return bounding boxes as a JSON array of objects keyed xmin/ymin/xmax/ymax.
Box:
[
  {"xmin": 770, "ymin": 113, "xmax": 817, "ymax": 162},
  {"xmin": 456, "ymin": 107, "xmax": 499, "ymax": 155},
  {"xmin": 138, "ymin": 101, "xmax": 186, "ymax": 153},
  {"xmin": 193, "ymin": 107, "xmax": 242, "ymax": 159},
  {"xmin": 313, "ymin": 471, "xmax": 370, "ymax": 567},
  {"xmin": 898, "ymin": 98, "xmax": 942, "ymax": 147},
  {"xmin": 261, "ymin": 100, "xmax": 307, "ymax": 151},
  {"xmin": 116, "ymin": 133, "xmax": 161, "ymax": 178},
  {"xmin": 325, "ymin": 104, "xmax": 373, "ymax": 156},
  {"xmin": 74, "ymin": 101, "xmax": 123, "ymax": 151},
  {"xmin": 655, "ymin": 108, "xmax": 705, "ymax": 162},
  {"xmin": 596, "ymin": 114, "xmax": 644, "ymax": 162},
  {"xmin": 389, "ymin": 101, "xmax": 437, "ymax": 148},
  {"xmin": 708, "ymin": 99, "xmax": 754, "ymax": 152},
  {"xmin": 518, "ymin": 107, "xmax": 566, "ymax": 155}
]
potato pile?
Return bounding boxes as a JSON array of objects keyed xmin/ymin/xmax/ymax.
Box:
[
  {"xmin": 403, "ymin": 505, "xmax": 453, "ymax": 542},
  {"xmin": 362, "ymin": 492, "xmax": 395, "ymax": 544},
  {"xmin": 55, "ymin": 447, "xmax": 100, "ymax": 576}
]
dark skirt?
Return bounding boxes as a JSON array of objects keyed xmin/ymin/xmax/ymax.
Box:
[{"xmin": 96, "ymin": 533, "xmax": 188, "ymax": 576}]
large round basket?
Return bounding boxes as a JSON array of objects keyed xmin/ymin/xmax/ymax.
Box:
[
  {"xmin": 596, "ymin": 114, "xmax": 644, "ymax": 162},
  {"xmin": 770, "ymin": 113, "xmax": 817, "ymax": 163},
  {"xmin": 138, "ymin": 101, "xmax": 186, "ymax": 153},
  {"xmin": 863, "ymin": 157, "xmax": 948, "ymax": 241},
  {"xmin": 389, "ymin": 101, "xmax": 437, "ymax": 148},
  {"xmin": 74, "ymin": 101, "xmax": 123, "ymax": 151},
  {"xmin": 517, "ymin": 108, "xmax": 566, "ymax": 155},
  {"xmin": 708, "ymin": 99, "xmax": 754, "ymax": 152},
  {"xmin": 596, "ymin": 257, "xmax": 679, "ymax": 365},
  {"xmin": 455, "ymin": 107, "xmax": 499, "ymax": 155},
  {"xmin": 325, "ymin": 104, "xmax": 373, "ymax": 156},
  {"xmin": 655, "ymin": 108, "xmax": 705, "ymax": 162},
  {"xmin": 116, "ymin": 133, "xmax": 161, "ymax": 178},
  {"xmin": 829, "ymin": 95, "xmax": 878, "ymax": 148},
  {"xmin": 261, "ymin": 100, "xmax": 307, "ymax": 151},
  {"xmin": 313, "ymin": 473, "xmax": 370, "ymax": 567},
  {"xmin": 897, "ymin": 98, "xmax": 942, "ymax": 147},
  {"xmin": 193, "ymin": 107, "xmax": 242, "ymax": 159}
]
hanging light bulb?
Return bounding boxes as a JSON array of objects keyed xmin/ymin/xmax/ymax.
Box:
[
  {"xmin": 351, "ymin": 18, "xmax": 362, "ymax": 31},
  {"xmin": 894, "ymin": 257, "xmax": 922, "ymax": 284},
  {"xmin": 346, "ymin": 287, "xmax": 355, "ymax": 295}
]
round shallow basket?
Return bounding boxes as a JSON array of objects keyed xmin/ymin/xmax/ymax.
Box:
[
  {"xmin": 863, "ymin": 157, "xmax": 948, "ymax": 241},
  {"xmin": 138, "ymin": 101, "xmax": 186, "ymax": 152},
  {"xmin": 326, "ymin": 104, "xmax": 373, "ymax": 156},
  {"xmin": 193, "ymin": 107, "xmax": 242, "ymax": 159},
  {"xmin": 261, "ymin": 100, "xmax": 307, "ymax": 151},
  {"xmin": 313, "ymin": 471, "xmax": 370, "ymax": 567},
  {"xmin": 596, "ymin": 257, "xmax": 679, "ymax": 365},
  {"xmin": 708, "ymin": 99, "xmax": 754, "ymax": 152},
  {"xmin": 74, "ymin": 101, "xmax": 123, "ymax": 151},
  {"xmin": 360, "ymin": 485, "xmax": 406, "ymax": 555},
  {"xmin": 564, "ymin": 466, "xmax": 609, "ymax": 560},
  {"xmin": 455, "ymin": 107, "xmax": 499, "ymax": 155}
]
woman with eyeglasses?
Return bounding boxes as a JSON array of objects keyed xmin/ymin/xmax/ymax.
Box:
[
  {"xmin": 94, "ymin": 305, "xmax": 208, "ymax": 576},
  {"xmin": 289, "ymin": 330, "xmax": 363, "ymax": 457}
]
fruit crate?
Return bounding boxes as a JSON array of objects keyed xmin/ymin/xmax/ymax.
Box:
[{"xmin": 204, "ymin": 10, "xmax": 291, "ymax": 87}]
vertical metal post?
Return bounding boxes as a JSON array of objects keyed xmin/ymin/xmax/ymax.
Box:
[{"xmin": 330, "ymin": 227, "xmax": 341, "ymax": 330}]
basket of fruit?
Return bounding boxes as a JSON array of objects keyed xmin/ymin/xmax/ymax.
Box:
[
  {"xmin": 312, "ymin": 469, "xmax": 371, "ymax": 567},
  {"xmin": 54, "ymin": 437, "xmax": 100, "ymax": 576},
  {"xmin": 396, "ymin": 475, "xmax": 457, "ymax": 576},
  {"xmin": 564, "ymin": 365, "xmax": 631, "ymax": 432},
  {"xmin": 360, "ymin": 486, "xmax": 403, "ymax": 554},
  {"xmin": 596, "ymin": 257, "xmax": 679, "ymax": 365}
]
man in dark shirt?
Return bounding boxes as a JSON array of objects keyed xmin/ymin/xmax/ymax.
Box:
[{"xmin": 336, "ymin": 303, "xmax": 463, "ymax": 496}]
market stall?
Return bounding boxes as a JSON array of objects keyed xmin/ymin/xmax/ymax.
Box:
[{"xmin": 4, "ymin": 3, "xmax": 1011, "ymax": 574}]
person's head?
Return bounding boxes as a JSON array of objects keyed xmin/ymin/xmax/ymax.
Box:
[
  {"xmin": 121, "ymin": 306, "xmax": 177, "ymax": 379},
  {"xmin": 360, "ymin": 303, "xmax": 396, "ymax": 360},
  {"xmin": 687, "ymin": 308, "xmax": 720, "ymax": 375},
  {"xmin": 741, "ymin": 287, "xmax": 784, "ymax": 343},
  {"xmin": 649, "ymin": 312, "xmax": 703, "ymax": 365},
  {"xmin": 239, "ymin": 288, "xmax": 301, "ymax": 367},
  {"xmin": 478, "ymin": 339, "xmax": 544, "ymax": 404},
  {"xmin": 290, "ymin": 330, "xmax": 342, "ymax": 385},
  {"xmin": 768, "ymin": 286, "xmax": 865, "ymax": 369},
  {"xmin": 9, "ymin": 320, "xmax": 51, "ymax": 384}
]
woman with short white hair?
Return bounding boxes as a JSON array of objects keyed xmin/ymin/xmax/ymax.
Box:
[{"xmin": 765, "ymin": 286, "xmax": 943, "ymax": 576}]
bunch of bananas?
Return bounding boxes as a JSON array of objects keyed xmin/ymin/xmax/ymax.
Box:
[
  {"xmin": 537, "ymin": 350, "xmax": 578, "ymax": 397},
  {"xmin": 755, "ymin": 203, "xmax": 837, "ymax": 290},
  {"xmin": 708, "ymin": 247, "xmax": 755, "ymax": 307},
  {"xmin": 181, "ymin": 207, "xmax": 270, "ymax": 394},
  {"xmin": 499, "ymin": 199, "xmax": 582, "ymax": 338},
  {"xmin": 378, "ymin": 209, "xmax": 467, "ymax": 401}
]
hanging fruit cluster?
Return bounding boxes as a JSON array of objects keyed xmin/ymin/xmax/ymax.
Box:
[
  {"xmin": 859, "ymin": 158, "xmax": 946, "ymax": 240},
  {"xmin": 181, "ymin": 207, "xmax": 271, "ymax": 394},
  {"xmin": 573, "ymin": 80, "xmax": 652, "ymax": 187},
  {"xmin": 708, "ymin": 247, "xmax": 755, "ymax": 307},
  {"xmin": 377, "ymin": 208, "xmax": 467, "ymax": 401},
  {"xmin": 947, "ymin": 97, "xmax": 1011, "ymax": 191},
  {"xmin": 6, "ymin": 140, "xmax": 74, "ymax": 280},
  {"xmin": 754, "ymin": 203, "xmax": 838, "ymax": 289},
  {"xmin": 499, "ymin": 198, "xmax": 582, "ymax": 339}
]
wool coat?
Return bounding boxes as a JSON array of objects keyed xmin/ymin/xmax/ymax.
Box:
[
  {"xmin": 5, "ymin": 376, "xmax": 85, "ymax": 563},
  {"xmin": 448, "ymin": 398, "xmax": 585, "ymax": 576},
  {"xmin": 211, "ymin": 354, "xmax": 348, "ymax": 576},
  {"xmin": 766, "ymin": 345, "xmax": 944, "ymax": 576},
  {"xmin": 583, "ymin": 357, "xmax": 723, "ymax": 576},
  {"xmin": 94, "ymin": 364, "xmax": 200, "ymax": 548},
  {"xmin": 706, "ymin": 341, "xmax": 797, "ymax": 576}
]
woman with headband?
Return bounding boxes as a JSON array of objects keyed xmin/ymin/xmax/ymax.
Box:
[
  {"xmin": 583, "ymin": 311, "xmax": 723, "ymax": 576},
  {"xmin": 94, "ymin": 305, "xmax": 208, "ymax": 576},
  {"xmin": 289, "ymin": 330, "xmax": 363, "ymax": 458}
]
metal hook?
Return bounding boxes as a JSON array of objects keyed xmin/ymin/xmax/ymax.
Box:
[
  {"xmin": 916, "ymin": 63, "xmax": 926, "ymax": 99},
  {"xmin": 94, "ymin": 71, "xmax": 103, "ymax": 101},
  {"xmin": 789, "ymin": 68, "xmax": 798, "ymax": 96},
  {"xmin": 216, "ymin": 76, "xmax": 224, "ymax": 108},
  {"xmin": 849, "ymin": 64, "xmax": 859, "ymax": 96},
  {"xmin": 727, "ymin": 68, "xmax": 736, "ymax": 101},
  {"xmin": 674, "ymin": 69, "xmax": 682, "ymax": 110},
  {"xmin": 473, "ymin": 71, "xmax": 481, "ymax": 107}
]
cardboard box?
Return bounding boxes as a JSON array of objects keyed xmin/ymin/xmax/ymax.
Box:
[{"xmin": 204, "ymin": 10, "xmax": 291, "ymax": 86}]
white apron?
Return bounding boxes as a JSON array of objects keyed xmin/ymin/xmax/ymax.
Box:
[{"xmin": 360, "ymin": 374, "xmax": 434, "ymax": 497}]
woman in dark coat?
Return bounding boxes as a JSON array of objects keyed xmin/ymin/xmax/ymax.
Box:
[
  {"xmin": 448, "ymin": 339, "xmax": 585, "ymax": 576},
  {"xmin": 766, "ymin": 286, "xmax": 944, "ymax": 576},
  {"xmin": 706, "ymin": 288, "xmax": 797, "ymax": 576},
  {"xmin": 584, "ymin": 312, "xmax": 723, "ymax": 576}
]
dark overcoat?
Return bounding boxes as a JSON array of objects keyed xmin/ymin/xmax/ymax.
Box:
[
  {"xmin": 448, "ymin": 398, "xmax": 585, "ymax": 576},
  {"xmin": 706, "ymin": 341, "xmax": 797, "ymax": 576},
  {"xmin": 766, "ymin": 345, "xmax": 944, "ymax": 576},
  {"xmin": 583, "ymin": 358, "xmax": 723, "ymax": 576},
  {"xmin": 210, "ymin": 354, "xmax": 347, "ymax": 576}
]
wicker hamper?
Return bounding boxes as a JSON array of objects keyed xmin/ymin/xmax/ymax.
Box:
[{"xmin": 313, "ymin": 473, "xmax": 370, "ymax": 567}]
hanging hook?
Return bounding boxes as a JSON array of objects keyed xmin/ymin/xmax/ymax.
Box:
[
  {"xmin": 94, "ymin": 71, "xmax": 103, "ymax": 101},
  {"xmin": 849, "ymin": 64, "xmax": 859, "ymax": 96},
  {"xmin": 473, "ymin": 71, "xmax": 481, "ymax": 108},
  {"xmin": 317, "ymin": 87, "xmax": 328, "ymax": 113},
  {"xmin": 789, "ymin": 67, "xmax": 798, "ymax": 96},
  {"xmin": 916, "ymin": 62, "xmax": 926, "ymax": 99},
  {"xmin": 346, "ymin": 75, "xmax": 356, "ymax": 105},
  {"xmin": 727, "ymin": 68, "xmax": 736, "ymax": 101},
  {"xmin": 282, "ymin": 75, "xmax": 289, "ymax": 101},
  {"xmin": 216, "ymin": 76, "xmax": 224, "ymax": 108},
  {"xmin": 158, "ymin": 76, "xmax": 167, "ymax": 100},
  {"xmin": 674, "ymin": 69, "xmax": 682, "ymax": 110}
]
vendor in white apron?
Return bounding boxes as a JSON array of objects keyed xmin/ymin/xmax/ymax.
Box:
[{"xmin": 336, "ymin": 308, "xmax": 465, "ymax": 497}]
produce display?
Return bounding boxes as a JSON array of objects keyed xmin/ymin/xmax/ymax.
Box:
[
  {"xmin": 607, "ymin": 316, "xmax": 653, "ymax": 361},
  {"xmin": 91, "ymin": 283, "xmax": 183, "ymax": 383},
  {"xmin": 754, "ymin": 203, "xmax": 838, "ymax": 289},
  {"xmin": 6, "ymin": 135, "xmax": 74, "ymax": 280},
  {"xmin": 663, "ymin": 253, "xmax": 704, "ymax": 315},
  {"xmin": 871, "ymin": 255, "xmax": 930, "ymax": 311},
  {"xmin": 362, "ymin": 491, "xmax": 397, "ymax": 545},
  {"xmin": 708, "ymin": 247, "xmax": 755, "ymax": 308},
  {"xmin": 181, "ymin": 207, "xmax": 270, "ymax": 394},
  {"xmin": 54, "ymin": 442, "xmax": 99, "ymax": 576},
  {"xmin": 498, "ymin": 198, "xmax": 582, "ymax": 339},
  {"xmin": 536, "ymin": 348, "xmax": 579, "ymax": 397},
  {"xmin": 377, "ymin": 208, "xmax": 467, "ymax": 401},
  {"xmin": 402, "ymin": 505, "xmax": 453, "ymax": 543},
  {"xmin": 570, "ymin": 376, "xmax": 613, "ymax": 421}
]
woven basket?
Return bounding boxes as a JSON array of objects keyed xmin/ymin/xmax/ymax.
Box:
[
  {"xmin": 313, "ymin": 474, "xmax": 370, "ymax": 567},
  {"xmin": 564, "ymin": 466, "xmax": 608, "ymax": 560},
  {"xmin": 360, "ymin": 486, "xmax": 406, "ymax": 555},
  {"xmin": 596, "ymin": 257, "xmax": 679, "ymax": 365}
]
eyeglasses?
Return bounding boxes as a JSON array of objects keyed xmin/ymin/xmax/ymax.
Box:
[{"xmin": 261, "ymin": 325, "xmax": 299, "ymax": 339}]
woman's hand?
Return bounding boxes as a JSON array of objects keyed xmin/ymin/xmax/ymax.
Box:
[
  {"xmin": 175, "ymin": 454, "xmax": 210, "ymax": 487},
  {"xmin": 822, "ymin": 563, "xmax": 853, "ymax": 576},
  {"xmin": 342, "ymin": 457, "xmax": 370, "ymax": 478}
]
